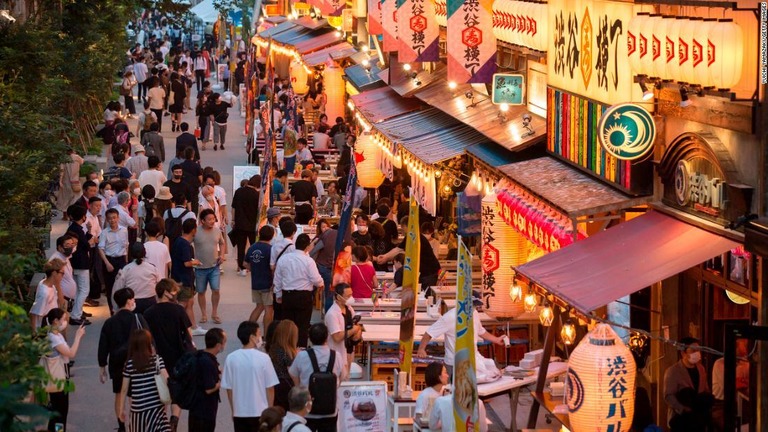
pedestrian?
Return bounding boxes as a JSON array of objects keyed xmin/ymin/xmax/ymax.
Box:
[
  {"xmin": 209, "ymin": 93, "xmax": 230, "ymax": 151},
  {"xmin": 289, "ymin": 170, "xmax": 317, "ymax": 225},
  {"xmin": 221, "ymin": 321, "xmax": 280, "ymax": 432},
  {"xmin": 137, "ymin": 185, "xmax": 156, "ymax": 239},
  {"xmin": 97, "ymin": 288, "xmax": 149, "ymax": 432},
  {"xmin": 164, "ymin": 167, "xmax": 195, "ymax": 212},
  {"xmin": 350, "ymin": 214, "xmax": 371, "ymax": 247},
  {"xmin": 42, "ymin": 308, "xmax": 87, "ymax": 432},
  {"xmin": 267, "ymin": 320, "xmax": 299, "ymax": 411},
  {"xmin": 114, "ymin": 191, "xmax": 139, "ymax": 232},
  {"xmin": 147, "ymin": 78, "xmax": 166, "ymax": 132},
  {"xmin": 30, "ymin": 259, "xmax": 67, "ymax": 329},
  {"xmin": 126, "ymin": 145, "xmax": 149, "ymax": 178},
  {"xmin": 175, "ymin": 122, "xmax": 200, "ymax": 162},
  {"xmin": 245, "ymin": 225, "xmax": 274, "ymax": 327},
  {"xmin": 196, "ymin": 89, "xmax": 212, "ymax": 151},
  {"xmin": 117, "ymin": 329, "xmax": 172, "ymax": 432},
  {"xmin": 664, "ymin": 337, "xmax": 713, "ymax": 429},
  {"xmin": 112, "ymin": 243, "xmax": 162, "ymax": 314},
  {"xmin": 258, "ymin": 407, "xmax": 286, "ymax": 432},
  {"xmin": 281, "ymin": 387, "xmax": 312, "ymax": 432},
  {"xmin": 193, "ymin": 51, "xmax": 208, "ymax": 92},
  {"xmin": 310, "ymin": 220, "xmax": 341, "ymax": 312},
  {"xmin": 170, "ymin": 218, "xmax": 204, "ymax": 335},
  {"xmin": 230, "ymin": 175, "xmax": 260, "ymax": 276},
  {"xmin": 138, "ymin": 156, "xmax": 167, "ymax": 196},
  {"xmin": 98, "ymin": 208, "xmax": 129, "ymax": 314},
  {"xmin": 135, "ymin": 59, "xmax": 149, "ymax": 102},
  {"xmin": 273, "ymin": 234, "xmax": 322, "ymax": 347},
  {"xmin": 179, "ymin": 147, "xmax": 202, "ymax": 213},
  {"xmin": 288, "ymin": 323, "xmax": 347, "ymax": 432},
  {"xmin": 188, "ymin": 328, "xmax": 227, "ymax": 432},
  {"xmin": 194, "ymin": 209, "xmax": 226, "ymax": 325},
  {"xmin": 324, "ymin": 283, "xmax": 362, "ymax": 370},
  {"xmin": 63, "ymin": 204, "xmax": 93, "ymax": 326},
  {"xmin": 143, "ymin": 221, "xmax": 172, "ymax": 278},
  {"xmin": 143, "ymin": 279, "xmax": 195, "ymax": 431},
  {"xmin": 169, "ymin": 72, "xmax": 186, "ymax": 132},
  {"xmin": 350, "ymin": 246, "xmax": 377, "ymax": 300},
  {"xmin": 121, "ymin": 71, "xmax": 137, "ymax": 117}
]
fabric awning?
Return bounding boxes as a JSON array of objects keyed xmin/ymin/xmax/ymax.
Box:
[
  {"xmin": 350, "ymin": 86, "xmax": 423, "ymax": 123},
  {"xmin": 414, "ymin": 80, "xmax": 546, "ymax": 151},
  {"xmin": 466, "ymin": 142, "xmax": 517, "ymax": 168},
  {"xmin": 302, "ymin": 43, "xmax": 355, "ymax": 67},
  {"xmin": 257, "ymin": 21, "xmax": 298, "ymax": 39},
  {"xmin": 344, "ymin": 64, "xmax": 386, "ymax": 93},
  {"xmin": 515, "ymin": 211, "xmax": 740, "ymax": 315},
  {"xmin": 294, "ymin": 31, "xmax": 344, "ymax": 54},
  {"xmin": 190, "ymin": 0, "xmax": 218, "ymax": 23}
]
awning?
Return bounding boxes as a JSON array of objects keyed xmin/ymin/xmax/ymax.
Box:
[
  {"xmin": 292, "ymin": 17, "xmax": 328, "ymax": 30},
  {"xmin": 257, "ymin": 21, "xmax": 299, "ymax": 39},
  {"xmin": 350, "ymin": 86, "xmax": 423, "ymax": 123},
  {"xmin": 294, "ymin": 31, "xmax": 344, "ymax": 54},
  {"xmin": 414, "ymin": 80, "xmax": 546, "ymax": 152},
  {"xmin": 272, "ymin": 26, "xmax": 315, "ymax": 44},
  {"xmin": 190, "ymin": 0, "xmax": 218, "ymax": 23},
  {"xmin": 344, "ymin": 64, "xmax": 386, "ymax": 92},
  {"xmin": 302, "ymin": 43, "xmax": 355, "ymax": 67},
  {"xmin": 516, "ymin": 211, "xmax": 740, "ymax": 315},
  {"xmin": 496, "ymin": 157, "xmax": 649, "ymax": 218},
  {"xmin": 466, "ymin": 142, "xmax": 517, "ymax": 168},
  {"xmin": 378, "ymin": 63, "xmax": 446, "ymax": 97}
]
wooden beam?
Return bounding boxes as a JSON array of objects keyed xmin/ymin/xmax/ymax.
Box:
[{"xmin": 526, "ymin": 307, "xmax": 561, "ymax": 429}]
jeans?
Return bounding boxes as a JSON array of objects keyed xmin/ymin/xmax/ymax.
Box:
[
  {"xmin": 282, "ymin": 290, "xmax": 314, "ymax": 347},
  {"xmin": 284, "ymin": 154, "xmax": 297, "ymax": 173},
  {"xmin": 212, "ymin": 122, "xmax": 227, "ymax": 145},
  {"xmin": 317, "ymin": 264, "xmax": 333, "ymax": 312},
  {"xmin": 71, "ymin": 269, "xmax": 90, "ymax": 320},
  {"xmin": 195, "ymin": 69, "xmax": 206, "ymax": 92},
  {"xmin": 194, "ymin": 266, "xmax": 221, "ymax": 293}
]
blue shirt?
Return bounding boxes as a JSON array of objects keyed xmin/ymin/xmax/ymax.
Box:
[
  {"xmin": 171, "ymin": 236, "xmax": 194, "ymax": 287},
  {"xmin": 272, "ymin": 179, "xmax": 285, "ymax": 201},
  {"xmin": 246, "ymin": 241, "xmax": 272, "ymax": 291}
]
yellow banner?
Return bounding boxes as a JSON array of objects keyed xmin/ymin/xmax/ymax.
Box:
[
  {"xmin": 398, "ymin": 197, "xmax": 421, "ymax": 374},
  {"xmin": 453, "ymin": 237, "xmax": 478, "ymax": 431}
]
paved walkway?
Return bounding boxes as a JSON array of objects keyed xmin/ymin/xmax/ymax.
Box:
[{"xmin": 54, "ymin": 85, "xmax": 559, "ymax": 431}]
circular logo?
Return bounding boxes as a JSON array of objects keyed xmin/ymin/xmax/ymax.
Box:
[
  {"xmin": 675, "ymin": 160, "xmax": 691, "ymax": 205},
  {"xmin": 565, "ymin": 368, "xmax": 585, "ymax": 413},
  {"xmin": 597, "ymin": 103, "xmax": 657, "ymax": 160}
]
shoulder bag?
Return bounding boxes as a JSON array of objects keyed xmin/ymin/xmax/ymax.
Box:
[
  {"xmin": 154, "ymin": 355, "xmax": 172, "ymax": 404},
  {"xmin": 40, "ymin": 354, "xmax": 68, "ymax": 393}
]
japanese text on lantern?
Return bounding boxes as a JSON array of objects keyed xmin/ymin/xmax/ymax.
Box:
[
  {"xmin": 462, "ymin": 0, "xmax": 482, "ymax": 73},
  {"xmin": 410, "ymin": 0, "xmax": 426, "ymax": 54},
  {"xmin": 605, "ymin": 355, "xmax": 630, "ymax": 432},
  {"xmin": 480, "ymin": 204, "xmax": 496, "ymax": 310}
]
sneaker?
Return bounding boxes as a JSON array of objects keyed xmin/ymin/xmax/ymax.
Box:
[
  {"xmin": 191, "ymin": 326, "xmax": 207, "ymax": 336},
  {"xmin": 82, "ymin": 311, "xmax": 93, "ymax": 318},
  {"xmin": 84, "ymin": 298, "xmax": 100, "ymax": 307},
  {"xmin": 213, "ymin": 145, "xmax": 218, "ymax": 151},
  {"xmin": 237, "ymin": 269, "xmax": 248, "ymax": 277},
  {"xmin": 69, "ymin": 318, "xmax": 92, "ymax": 326}
]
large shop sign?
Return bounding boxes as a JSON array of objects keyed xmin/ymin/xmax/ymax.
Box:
[
  {"xmin": 658, "ymin": 131, "xmax": 753, "ymax": 226},
  {"xmin": 547, "ymin": 0, "xmax": 641, "ymax": 106}
]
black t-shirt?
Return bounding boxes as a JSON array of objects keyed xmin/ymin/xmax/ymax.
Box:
[
  {"xmin": 376, "ymin": 217, "xmax": 399, "ymax": 244},
  {"xmin": 142, "ymin": 302, "xmax": 192, "ymax": 372},
  {"xmin": 164, "ymin": 179, "xmax": 194, "ymax": 204},
  {"xmin": 351, "ymin": 231, "xmax": 372, "ymax": 247},
  {"xmin": 398, "ymin": 234, "xmax": 441, "ymax": 278},
  {"xmin": 290, "ymin": 180, "xmax": 317, "ymax": 203},
  {"xmin": 231, "ymin": 186, "xmax": 260, "ymax": 232},
  {"xmin": 171, "ymin": 236, "xmax": 195, "ymax": 287},
  {"xmin": 190, "ymin": 351, "xmax": 220, "ymax": 420},
  {"xmin": 180, "ymin": 159, "xmax": 203, "ymax": 191}
]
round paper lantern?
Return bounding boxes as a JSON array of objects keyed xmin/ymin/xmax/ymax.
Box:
[
  {"xmin": 492, "ymin": 1, "xmax": 502, "ymax": 41},
  {"xmin": 322, "ymin": 65, "xmax": 345, "ymax": 126},
  {"xmin": 693, "ymin": 18, "xmax": 717, "ymax": 87},
  {"xmin": 649, "ymin": 15, "xmax": 666, "ymax": 78},
  {"xmin": 628, "ymin": 13, "xmax": 650, "ymax": 75},
  {"xmin": 289, "ymin": 60, "xmax": 310, "ymax": 95},
  {"xmin": 354, "ymin": 132, "xmax": 385, "ymax": 188},
  {"xmin": 534, "ymin": 2, "xmax": 548, "ymax": 51},
  {"xmin": 566, "ymin": 324, "xmax": 637, "ymax": 432},
  {"xmin": 480, "ymin": 194, "xmax": 526, "ymax": 319},
  {"xmin": 522, "ymin": 1, "xmax": 534, "ymax": 49},
  {"xmin": 679, "ymin": 17, "xmax": 701, "ymax": 84},
  {"xmin": 708, "ymin": 19, "xmax": 743, "ymax": 90},
  {"xmin": 665, "ymin": 17, "xmax": 683, "ymax": 81}
]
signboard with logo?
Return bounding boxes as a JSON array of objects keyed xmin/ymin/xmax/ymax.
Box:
[
  {"xmin": 597, "ymin": 103, "xmax": 656, "ymax": 160},
  {"xmin": 491, "ymin": 73, "xmax": 524, "ymax": 105},
  {"xmin": 658, "ymin": 131, "xmax": 752, "ymax": 226},
  {"xmin": 547, "ymin": 0, "xmax": 642, "ymax": 105},
  {"xmin": 337, "ymin": 381, "xmax": 388, "ymax": 431}
]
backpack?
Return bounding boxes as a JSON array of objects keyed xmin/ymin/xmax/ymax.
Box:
[
  {"xmin": 102, "ymin": 165, "xmax": 122, "ymax": 182},
  {"xmin": 165, "ymin": 209, "xmax": 190, "ymax": 244},
  {"xmin": 142, "ymin": 112, "xmax": 157, "ymax": 131},
  {"xmin": 307, "ymin": 348, "xmax": 337, "ymax": 416},
  {"xmin": 169, "ymin": 350, "xmax": 202, "ymax": 409}
]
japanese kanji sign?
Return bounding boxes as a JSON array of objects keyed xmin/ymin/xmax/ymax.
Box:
[
  {"xmin": 491, "ymin": 73, "xmax": 524, "ymax": 105},
  {"xmin": 397, "ymin": 0, "xmax": 439, "ymax": 62},
  {"xmin": 447, "ymin": 0, "xmax": 496, "ymax": 83},
  {"xmin": 382, "ymin": 0, "xmax": 399, "ymax": 52}
]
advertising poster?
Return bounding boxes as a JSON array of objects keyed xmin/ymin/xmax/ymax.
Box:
[
  {"xmin": 398, "ymin": 197, "xmax": 421, "ymax": 374},
  {"xmin": 453, "ymin": 238, "xmax": 479, "ymax": 431},
  {"xmin": 337, "ymin": 381, "xmax": 388, "ymax": 431}
]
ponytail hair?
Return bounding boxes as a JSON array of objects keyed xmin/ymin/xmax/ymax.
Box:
[
  {"xmin": 130, "ymin": 242, "xmax": 146, "ymax": 265},
  {"xmin": 43, "ymin": 308, "xmax": 66, "ymax": 327},
  {"xmin": 258, "ymin": 407, "xmax": 285, "ymax": 431}
]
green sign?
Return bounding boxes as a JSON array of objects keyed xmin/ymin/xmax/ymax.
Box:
[
  {"xmin": 597, "ymin": 103, "xmax": 656, "ymax": 161},
  {"xmin": 491, "ymin": 73, "xmax": 525, "ymax": 105}
]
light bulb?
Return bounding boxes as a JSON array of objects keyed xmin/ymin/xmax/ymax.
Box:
[
  {"xmin": 334, "ymin": 31, "xmax": 342, "ymax": 38},
  {"xmin": 448, "ymin": 81, "xmax": 457, "ymax": 90},
  {"xmin": 403, "ymin": 63, "xmax": 412, "ymax": 71},
  {"xmin": 362, "ymin": 59, "xmax": 370, "ymax": 67},
  {"xmin": 539, "ymin": 303, "xmax": 554, "ymax": 326},
  {"xmin": 523, "ymin": 292, "xmax": 538, "ymax": 313},
  {"xmin": 561, "ymin": 319, "xmax": 576, "ymax": 345},
  {"xmin": 361, "ymin": 44, "xmax": 370, "ymax": 52},
  {"xmin": 434, "ymin": 170, "xmax": 441, "ymax": 178},
  {"xmin": 509, "ymin": 282, "xmax": 522, "ymax": 302},
  {"xmin": 500, "ymin": 103, "xmax": 509, "ymax": 112}
]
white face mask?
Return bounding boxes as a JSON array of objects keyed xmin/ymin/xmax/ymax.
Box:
[
  {"xmin": 357, "ymin": 226, "xmax": 368, "ymax": 234},
  {"xmin": 105, "ymin": 190, "xmax": 115, "ymax": 198},
  {"xmin": 688, "ymin": 351, "xmax": 701, "ymax": 364},
  {"xmin": 58, "ymin": 321, "xmax": 68, "ymax": 332},
  {"xmin": 133, "ymin": 188, "xmax": 141, "ymax": 196}
]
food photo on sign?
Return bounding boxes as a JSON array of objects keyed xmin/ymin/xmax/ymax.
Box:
[{"xmin": 337, "ymin": 382, "xmax": 388, "ymax": 431}]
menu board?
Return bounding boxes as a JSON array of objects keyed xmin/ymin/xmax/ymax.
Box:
[{"xmin": 337, "ymin": 381, "xmax": 388, "ymax": 431}]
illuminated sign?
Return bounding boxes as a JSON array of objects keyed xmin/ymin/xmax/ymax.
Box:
[
  {"xmin": 597, "ymin": 103, "xmax": 656, "ymax": 161},
  {"xmin": 491, "ymin": 73, "xmax": 524, "ymax": 105}
]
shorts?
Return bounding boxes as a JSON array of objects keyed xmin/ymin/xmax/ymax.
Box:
[
  {"xmin": 177, "ymin": 286, "xmax": 195, "ymax": 302},
  {"xmin": 251, "ymin": 290, "xmax": 273, "ymax": 306},
  {"xmin": 195, "ymin": 266, "xmax": 221, "ymax": 293}
]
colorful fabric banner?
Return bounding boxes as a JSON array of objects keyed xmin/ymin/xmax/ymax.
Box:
[
  {"xmin": 446, "ymin": 0, "xmax": 496, "ymax": 83},
  {"xmin": 328, "ymin": 0, "xmax": 345, "ymax": 16},
  {"xmin": 398, "ymin": 196, "xmax": 421, "ymax": 375},
  {"xmin": 333, "ymin": 154, "xmax": 358, "ymax": 256},
  {"xmin": 453, "ymin": 237, "xmax": 479, "ymax": 431},
  {"xmin": 368, "ymin": 0, "xmax": 383, "ymax": 35},
  {"xmin": 381, "ymin": 0, "xmax": 399, "ymax": 52},
  {"xmin": 397, "ymin": 0, "xmax": 440, "ymax": 62},
  {"xmin": 257, "ymin": 39, "xmax": 275, "ymax": 223}
]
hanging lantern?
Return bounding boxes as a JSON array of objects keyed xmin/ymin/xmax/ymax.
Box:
[
  {"xmin": 628, "ymin": 12, "xmax": 650, "ymax": 76},
  {"xmin": 561, "ymin": 318, "xmax": 577, "ymax": 345},
  {"xmin": 651, "ymin": 16, "xmax": 672, "ymax": 79},
  {"xmin": 534, "ymin": 2, "xmax": 548, "ymax": 51},
  {"xmin": 566, "ymin": 324, "xmax": 637, "ymax": 432},
  {"xmin": 708, "ymin": 19, "xmax": 743, "ymax": 90},
  {"xmin": 692, "ymin": 18, "xmax": 717, "ymax": 87},
  {"xmin": 678, "ymin": 17, "xmax": 701, "ymax": 84},
  {"xmin": 289, "ymin": 60, "xmax": 310, "ymax": 95},
  {"xmin": 480, "ymin": 194, "xmax": 527, "ymax": 319},
  {"xmin": 539, "ymin": 302, "xmax": 554, "ymax": 326},
  {"xmin": 647, "ymin": 15, "xmax": 664, "ymax": 78},
  {"xmin": 523, "ymin": 291, "xmax": 538, "ymax": 313},
  {"xmin": 322, "ymin": 65, "xmax": 345, "ymax": 126},
  {"xmin": 509, "ymin": 280, "xmax": 523, "ymax": 302},
  {"xmin": 665, "ymin": 17, "xmax": 683, "ymax": 82},
  {"xmin": 355, "ymin": 133, "xmax": 385, "ymax": 188}
]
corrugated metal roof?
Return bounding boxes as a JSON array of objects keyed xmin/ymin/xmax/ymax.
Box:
[
  {"xmin": 349, "ymin": 86, "xmax": 422, "ymax": 123},
  {"xmin": 378, "ymin": 63, "xmax": 446, "ymax": 97},
  {"xmin": 272, "ymin": 26, "xmax": 314, "ymax": 44},
  {"xmin": 294, "ymin": 31, "xmax": 343, "ymax": 54},
  {"xmin": 292, "ymin": 17, "xmax": 328, "ymax": 30},
  {"xmin": 466, "ymin": 142, "xmax": 517, "ymax": 167},
  {"xmin": 302, "ymin": 43, "xmax": 355, "ymax": 67},
  {"xmin": 374, "ymin": 108, "xmax": 456, "ymax": 142},
  {"xmin": 344, "ymin": 64, "xmax": 386, "ymax": 92},
  {"xmin": 257, "ymin": 21, "xmax": 298, "ymax": 38}
]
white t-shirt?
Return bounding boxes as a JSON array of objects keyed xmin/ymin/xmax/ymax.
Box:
[
  {"xmin": 49, "ymin": 252, "xmax": 76, "ymax": 299},
  {"xmin": 428, "ymin": 395, "xmax": 487, "ymax": 432},
  {"xmin": 214, "ymin": 185, "xmax": 227, "ymax": 206},
  {"xmin": 48, "ymin": 332, "xmax": 70, "ymax": 363},
  {"xmin": 144, "ymin": 240, "xmax": 172, "ymax": 279},
  {"xmin": 221, "ymin": 348, "xmax": 279, "ymax": 418},
  {"xmin": 138, "ymin": 170, "xmax": 167, "ymax": 195},
  {"xmin": 425, "ymin": 308, "xmax": 487, "ymax": 366},
  {"xmin": 288, "ymin": 345, "xmax": 347, "ymax": 418},
  {"xmin": 312, "ymin": 132, "xmax": 330, "ymax": 150},
  {"xmin": 30, "ymin": 280, "xmax": 58, "ymax": 326},
  {"xmin": 325, "ymin": 303, "xmax": 355, "ymax": 359},
  {"xmin": 147, "ymin": 86, "xmax": 166, "ymax": 110},
  {"xmin": 134, "ymin": 62, "xmax": 148, "ymax": 83},
  {"xmin": 415, "ymin": 386, "xmax": 442, "ymax": 417}
]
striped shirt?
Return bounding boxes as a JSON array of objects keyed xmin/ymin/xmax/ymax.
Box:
[{"xmin": 124, "ymin": 355, "xmax": 166, "ymax": 412}]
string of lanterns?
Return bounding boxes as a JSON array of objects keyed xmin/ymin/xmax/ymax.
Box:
[{"xmin": 491, "ymin": 0, "xmax": 548, "ymax": 52}]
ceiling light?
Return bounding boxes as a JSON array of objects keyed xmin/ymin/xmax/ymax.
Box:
[
  {"xmin": 448, "ymin": 81, "xmax": 457, "ymax": 90},
  {"xmin": 403, "ymin": 63, "xmax": 412, "ymax": 71}
]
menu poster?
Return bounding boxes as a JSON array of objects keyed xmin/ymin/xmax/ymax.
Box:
[{"xmin": 337, "ymin": 381, "xmax": 388, "ymax": 431}]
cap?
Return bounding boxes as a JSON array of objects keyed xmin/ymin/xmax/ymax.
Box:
[{"xmin": 267, "ymin": 208, "xmax": 281, "ymax": 218}]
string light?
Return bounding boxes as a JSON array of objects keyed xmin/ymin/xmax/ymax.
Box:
[
  {"xmin": 448, "ymin": 81, "xmax": 457, "ymax": 90},
  {"xmin": 509, "ymin": 280, "xmax": 522, "ymax": 302},
  {"xmin": 561, "ymin": 317, "xmax": 577, "ymax": 345},
  {"xmin": 403, "ymin": 63, "xmax": 412, "ymax": 71},
  {"xmin": 523, "ymin": 289, "xmax": 538, "ymax": 313},
  {"xmin": 539, "ymin": 301, "xmax": 554, "ymax": 326}
]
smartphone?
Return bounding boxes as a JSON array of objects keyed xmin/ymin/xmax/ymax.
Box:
[{"xmin": 352, "ymin": 315, "xmax": 362, "ymax": 325}]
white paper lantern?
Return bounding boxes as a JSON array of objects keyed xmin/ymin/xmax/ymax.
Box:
[
  {"xmin": 534, "ymin": 2, "xmax": 548, "ymax": 51},
  {"xmin": 492, "ymin": 0, "xmax": 502, "ymax": 41},
  {"xmin": 522, "ymin": 2, "xmax": 534, "ymax": 49},
  {"xmin": 322, "ymin": 66, "xmax": 345, "ymax": 126},
  {"xmin": 511, "ymin": 1, "xmax": 522, "ymax": 46},
  {"xmin": 650, "ymin": 15, "xmax": 668, "ymax": 79},
  {"xmin": 566, "ymin": 324, "xmax": 637, "ymax": 432},
  {"xmin": 289, "ymin": 60, "xmax": 310, "ymax": 95},
  {"xmin": 665, "ymin": 17, "xmax": 683, "ymax": 81},
  {"xmin": 678, "ymin": 17, "xmax": 701, "ymax": 84},
  {"xmin": 692, "ymin": 18, "xmax": 717, "ymax": 87},
  {"xmin": 355, "ymin": 133, "xmax": 385, "ymax": 188},
  {"xmin": 708, "ymin": 19, "xmax": 743, "ymax": 90},
  {"xmin": 628, "ymin": 13, "xmax": 650, "ymax": 76}
]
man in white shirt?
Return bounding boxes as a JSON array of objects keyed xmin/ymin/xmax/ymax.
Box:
[
  {"xmin": 274, "ymin": 234, "xmax": 324, "ymax": 347},
  {"xmin": 85, "ymin": 197, "xmax": 103, "ymax": 239},
  {"xmin": 137, "ymin": 156, "xmax": 166, "ymax": 196},
  {"xmin": 98, "ymin": 208, "xmax": 130, "ymax": 314},
  {"xmin": 114, "ymin": 191, "xmax": 137, "ymax": 229},
  {"xmin": 270, "ymin": 219, "xmax": 296, "ymax": 271},
  {"xmin": 416, "ymin": 307, "xmax": 504, "ymax": 374},
  {"xmin": 325, "ymin": 283, "xmax": 362, "ymax": 370},
  {"xmin": 48, "ymin": 234, "xmax": 78, "ymax": 308},
  {"xmin": 295, "ymin": 138, "xmax": 313, "ymax": 163},
  {"xmin": 221, "ymin": 321, "xmax": 279, "ymax": 432},
  {"xmin": 311, "ymin": 167, "xmax": 325, "ymax": 198},
  {"xmin": 289, "ymin": 323, "xmax": 348, "ymax": 430},
  {"xmin": 142, "ymin": 221, "xmax": 171, "ymax": 278},
  {"xmin": 282, "ymin": 387, "xmax": 312, "ymax": 432},
  {"xmin": 133, "ymin": 60, "xmax": 149, "ymax": 102},
  {"xmin": 125, "ymin": 145, "xmax": 149, "ymax": 178},
  {"xmin": 147, "ymin": 79, "xmax": 166, "ymax": 132}
]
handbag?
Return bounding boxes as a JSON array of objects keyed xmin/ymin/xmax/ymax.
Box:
[
  {"xmin": 40, "ymin": 354, "xmax": 68, "ymax": 393},
  {"xmin": 153, "ymin": 355, "xmax": 172, "ymax": 404},
  {"xmin": 70, "ymin": 180, "xmax": 82, "ymax": 193}
]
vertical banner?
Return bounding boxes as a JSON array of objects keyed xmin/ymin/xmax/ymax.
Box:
[
  {"xmin": 397, "ymin": 0, "xmax": 440, "ymax": 62},
  {"xmin": 329, "ymin": 0, "xmax": 345, "ymax": 17},
  {"xmin": 453, "ymin": 237, "xmax": 479, "ymax": 431},
  {"xmin": 257, "ymin": 38, "xmax": 274, "ymax": 223},
  {"xmin": 446, "ymin": 0, "xmax": 496, "ymax": 83},
  {"xmin": 368, "ymin": 0, "xmax": 383, "ymax": 35},
  {"xmin": 333, "ymin": 155, "xmax": 358, "ymax": 256},
  {"xmin": 398, "ymin": 197, "xmax": 421, "ymax": 376},
  {"xmin": 381, "ymin": 0, "xmax": 399, "ymax": 52}
]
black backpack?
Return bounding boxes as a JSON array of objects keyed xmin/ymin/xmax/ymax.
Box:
[
  {"xmin": 307, "ymin": 348, "xmax": 337, "ymax": 416},
  {"xmin": 165, "ymin": 209, "xmax": 190, "ymax": 244},
  {"xmin": 169, "ymin": 350, "xmax": 202, "ymax": 409}
]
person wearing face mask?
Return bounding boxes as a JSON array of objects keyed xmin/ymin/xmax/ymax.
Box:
[
  {"xmin": 143, "ymin": 278, "xmax": 196, "ymax": 431},
  {"xmin": 351, "ymin": 214, "xmax": 371, "ymax": 247},
  {"xmin": 663, "ymin": 337, "xmax": 712, "ymax": 428},
  {"xmin": 221, "ymin": 321, "xmax": 280, "ymax": 432},
  {"xmin": 98, "ymin": 181, "xmax": 114, "ymax": 220},
  {"xmin": 42, "ymin": 308, "xmax": 86, "ymax": 432},
  {"xmin": 324, "ymin": 283, "xmax": 362, "ymax": 371},
  {"xmin": 65, "ymin": 204, "xmax": 94, "ymax": 326},
  {"xmin": 97, "ymin": 288, "xmax": 149, "ymax": 432}
]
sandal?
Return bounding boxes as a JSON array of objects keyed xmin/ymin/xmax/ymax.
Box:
[
  {"xmin": 212, "ymin": 316, "xmax": 222, "ymax": 324},
  {"xmin": 199, "ymin": 316, "xmax": 208, "ymax": 323}
]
